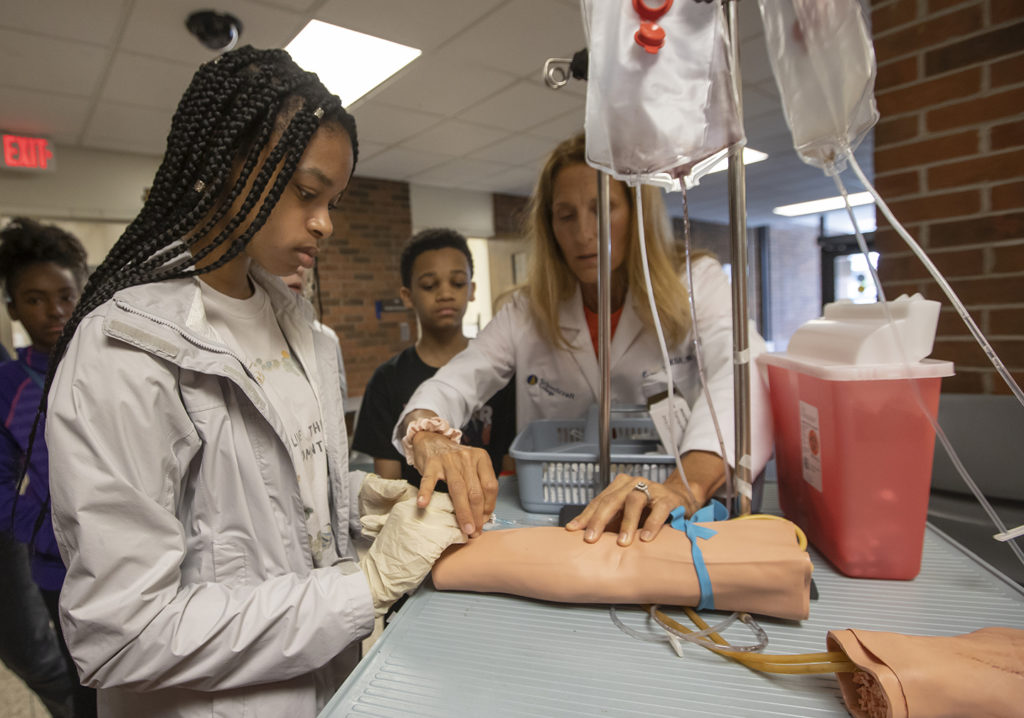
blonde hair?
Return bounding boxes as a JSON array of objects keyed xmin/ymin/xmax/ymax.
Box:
[{"xmin": 523, "ymin": 132, "xmax": 694, "ymax": 349}]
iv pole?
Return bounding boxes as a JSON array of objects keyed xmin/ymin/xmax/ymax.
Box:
[
  {"xmin": 544, "ymin": 52, "xmax": 613, "ymax": 491},
  {"xmin": 724, "ymin": 0, "xmax": 753, "ymax": 515},
  {"xmin": 543, "ymin": 0, "xmax": 753, "ymax": 507},
  {"xmin": 597, "ymin": 172, "xmax": 612, "ymax": 489}
]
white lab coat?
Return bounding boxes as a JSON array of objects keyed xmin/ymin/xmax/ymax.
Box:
[{"xmin": 396, "ymin": 256, "xmax": 773, "ymax": 476}]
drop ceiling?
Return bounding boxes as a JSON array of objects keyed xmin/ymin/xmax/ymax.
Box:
[{"xmin": 0, "ymin": 0, "xmax": 873, "ymax": 228}]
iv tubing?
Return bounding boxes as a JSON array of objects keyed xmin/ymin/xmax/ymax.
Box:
[
  {"xmin": 681, "ymin": 187, "xmax": 735, "ymax": 510},
  {"xmin": 847, "ymin": 153, "xmax": 1024, "ymax": 407},
  {"xmin": 653, "ymin": 607, "xmax": 857, "ymax": 674},
  {"xmin": 831, "ymin": 162, "xmax": 1024, "ymax": 570},
  {"xmin": 650, "ymin": 605, "xmax": 768, "ymax": 653},
  {"xmin": 609, "ymin": 605, "xmax": 741, "ymax": 646},
  {"xmin": 635, "ymin": 184, "xmax": 691, "ymax": 493}
]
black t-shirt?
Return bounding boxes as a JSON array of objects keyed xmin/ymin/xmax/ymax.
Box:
[{"xmin": 352, "ymin": 345, "xmax": 517, "ymax": 486}]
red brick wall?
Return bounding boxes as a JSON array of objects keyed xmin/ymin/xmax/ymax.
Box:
[
  {"xmin": 872, "ymin": 0, "xmax": 1024, "ymax": 393},
  {"xmin": 320, "ymin": 176, "xmax": 415, "ymax": 397},
  {"xmin": 493, "ymin": 193, "xmax": 529, "ymax": 238}
]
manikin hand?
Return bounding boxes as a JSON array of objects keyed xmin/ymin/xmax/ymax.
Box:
[
  {"xmin": 408, "ymin": 430, "xmax": 498, "ymax": 538},
  {"xmin": 566, "ymin": 450, "xmax": 726, "ymax": 546},
  {"xmin": 358, "ymin": 490, "xmax": 467, "ymax": 617}
]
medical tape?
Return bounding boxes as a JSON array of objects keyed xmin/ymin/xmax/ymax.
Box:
[
  {"xmin": 733, "ymin": 348, "xmax": 751, "ymax": 365},
  {"xmin": 733, "ymin": 452, "xmax": 757, "ymax": 497},
  {"xmin": 734, "ymin": 455, "xmax": 754, "ymax": 499},
  {"xmin": 669, "ymin": 500, "xmax": 729, "ymax": 611},
  {"xmin": 994, "ymin": 524, "xmax": 1024, "ymax": 542}
]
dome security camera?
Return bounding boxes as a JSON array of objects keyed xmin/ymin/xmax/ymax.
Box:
[{"xmin": 186, "ymin": 10, "xmax": 243, "ymax": 52}]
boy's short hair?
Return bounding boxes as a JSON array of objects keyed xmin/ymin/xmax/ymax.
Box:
[
  {"xmin": 399, "ymin": 228, "xmax": 474, "ymax": 288},
  {"xmin": 0, "ymin": 217, "xmax": 89, "ymax": 301}
]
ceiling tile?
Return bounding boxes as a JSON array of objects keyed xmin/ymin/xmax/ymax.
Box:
[
  {"xmin": 522, "ymin": 107, "xmax": 584, "ymax": 142},
  {"xmin": 367, "ymin": 55, "xmax": 518, "ymax": 116},
  {"xmin": 460, "ymin": 80, "xmax": 582, "ymax": 131},
  {"xmin": 409, "ymin": 156, "xmax": 512, "ymax": 187},
  {"xmin": 400, "ymin": 120, "xmax": 506, "ymax": 156},
  {"xmin": 437, "ymin": 0, "xmax": 586, "ymax": 77},
  {"xmin": 118, "ymin": 0, "xmax": 305, "ymax": 64},
  {"xmin": 261, "ymin": 0, "xmax": 319, "ymax": 11},
  {"xmin": 316, "ymin": 0, "xmax": 505, "ymax": 52},
  {"xmin": 350, "ymin": 102, "xmax": 443, "ymax": 146},
  {"xmin": 468, "ymin": 133, "xmax": 556, "ymax": 164},
  {"xmin": 0, "ymin": 29, "xmax": 108, "ymax": 97},
  {"xmin": 356, "ymin": 141, "xmax": 387, "ymax": 161},
  {"xmin": 740, "ymin": 85, "xmax": 784, "ymax": 121},
  {"xmin": 0, "ymin": 0, "xmax": 125, "ymax": 46},
  {"xmin": 739, "ymin": 34, "xmax": 777, "ymax": 85},
  {"xmin": 100, "ymin": 52, "xmax": 196, "ymax": 110},
  {"xmin": 471, "ymin": 164, "xmax": 541, "ymax": 195},
  {"xmin": 0, "ymin": 87, "xmax": 92, "ymax": 143},
  {"xmin": 0, "ymin": 0, "xmax": 869, "ymax": 228},
  {"xmin": 83, "ymin": 101, "xmax": 173, "ymax": 156},
  {"xmin": 355, "ymin": 146, "xmax": 450, "ymax": 182},
  {"xmin": 736, "ymin": 0, "xmax": 768, "ymax": 44}
]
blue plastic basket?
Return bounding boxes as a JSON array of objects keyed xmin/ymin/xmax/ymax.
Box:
[{"xmin": 509, "ymin": 407, "xmax": 676, "ymax": 513}]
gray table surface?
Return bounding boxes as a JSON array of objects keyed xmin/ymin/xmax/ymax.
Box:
[{"xmin": 320, "ymin": 478, "xmax": 1024, "ymax": 717}]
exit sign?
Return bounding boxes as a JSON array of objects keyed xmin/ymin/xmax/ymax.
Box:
[{"xmin": 1, "ymin": 133, "xmax": 56, "ymax": 172}]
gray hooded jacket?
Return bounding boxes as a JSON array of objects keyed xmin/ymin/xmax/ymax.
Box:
[{"xmin": 46, "ymin": 266, "xmax": 374, "ymax": 717}]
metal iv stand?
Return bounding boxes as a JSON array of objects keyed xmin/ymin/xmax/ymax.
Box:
[
  {"xmin": 724, "ymin": 0, "xmax": 753, "ymax": 515},
  {"xmin": 543, "ymin": 0, "xmax": 753, "ymax": 512}
]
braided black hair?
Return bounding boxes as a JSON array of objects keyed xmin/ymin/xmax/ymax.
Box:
[
  {"xmin": 39, "ymin": 45, "xmax": 358, "ymax": 413},
  {"xmin": 20, "ymin": 46, "xmax": 359, "ymax": 547},
  {"xmin": 0, "ymin": 217, "xmax": 89, "ymax": 300}
]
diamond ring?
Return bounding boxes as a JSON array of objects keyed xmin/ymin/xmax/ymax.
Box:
[{"xmin": 633, "ymin": 481, "xmax": 652, "ymax": 504}]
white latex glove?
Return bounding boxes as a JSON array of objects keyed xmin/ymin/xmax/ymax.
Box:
[
  {"xmin": 359, "ymin": 473, "xmax": 419, "ymax": 538},
  {"xmin": 359, "ymin": 493, "xmax": 467, "ymax": 617}
]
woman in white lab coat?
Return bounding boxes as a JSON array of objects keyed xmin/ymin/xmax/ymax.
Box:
[{"xmin": 396, "ymin": 133, "xmax": 772, "ymax": 545}]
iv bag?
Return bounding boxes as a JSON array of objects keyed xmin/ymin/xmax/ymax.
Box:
[
  {"xmin": 757, "ymin": 0, "xmax": 879, "ymax": 172},
  {"xmin": 581, "ymin": 0, "xmax": 744, "ymax": 185}
]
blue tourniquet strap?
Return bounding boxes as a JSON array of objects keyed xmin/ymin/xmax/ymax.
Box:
[{"xmin": 669, "ymin": 499, "xmax": 729, "ymax": 611}]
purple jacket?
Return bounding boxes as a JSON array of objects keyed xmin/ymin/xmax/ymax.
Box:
[{"xmin": 0, "ymin": 346, "xmax": 65, "ymax": 591}]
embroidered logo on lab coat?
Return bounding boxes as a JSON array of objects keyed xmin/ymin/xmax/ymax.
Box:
[{"xmin": 526, "ymin": 374, "xmax": 575, "ymax": 400}]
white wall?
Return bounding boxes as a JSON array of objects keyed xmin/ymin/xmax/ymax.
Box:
[
  {"xmin": 0, "ymin": 144, "xmax": 159, "ymax": 222},
  {"xmin": 409, "ymin": 184, "xmax": 494, "ymax": 239}
]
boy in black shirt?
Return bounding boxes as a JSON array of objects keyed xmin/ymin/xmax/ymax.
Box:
[{"xmin": 352, "ymin": 228, "xmax": 515, "ymax": 485}]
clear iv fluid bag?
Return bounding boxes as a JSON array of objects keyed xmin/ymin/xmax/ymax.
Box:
[
  {"xmin": 757, "ymin": 0, "xmax": 879, "ymax": 171},
  {"xmin": 581, "ymin": 0, "xmax": 744, "ymax": 184}
]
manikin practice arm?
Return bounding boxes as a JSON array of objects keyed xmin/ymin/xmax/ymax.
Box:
[
  {"xmin": 827, "ymin": 627, "xmax": 1024, "ymax": 718},
  {"xmin": 432, "ymin": 519, "xmax": 812, "ymax": 621}
]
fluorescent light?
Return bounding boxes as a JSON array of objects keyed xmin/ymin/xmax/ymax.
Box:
[
  {"xmin": 773, "ymin": 192, "xmax": 874, "ymax": 217},
  {"xmin": 285, "ymin": 20, "xmax": 421, "ymax": 105},
  {"xmin": 703, "ymin": 147, "xmax": 769, "ymax": 175}
]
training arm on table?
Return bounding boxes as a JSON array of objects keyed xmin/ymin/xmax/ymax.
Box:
[{"xmin": 432, "ymin": 521, "xmax": 812, "ymax": 621}]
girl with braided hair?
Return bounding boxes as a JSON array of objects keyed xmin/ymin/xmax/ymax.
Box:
[{"xmin": 42, "ymin": 46, "xmax": 455, "ymax": 718}]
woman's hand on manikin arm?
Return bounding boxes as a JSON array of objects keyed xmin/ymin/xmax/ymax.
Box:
[
  {"xmin": 401, "ymin": 409, "xmax": 499, "ymax": 538},
  {"xmin": 565, "ymin": 449, "xmax": 727, "ymax": 546}
]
